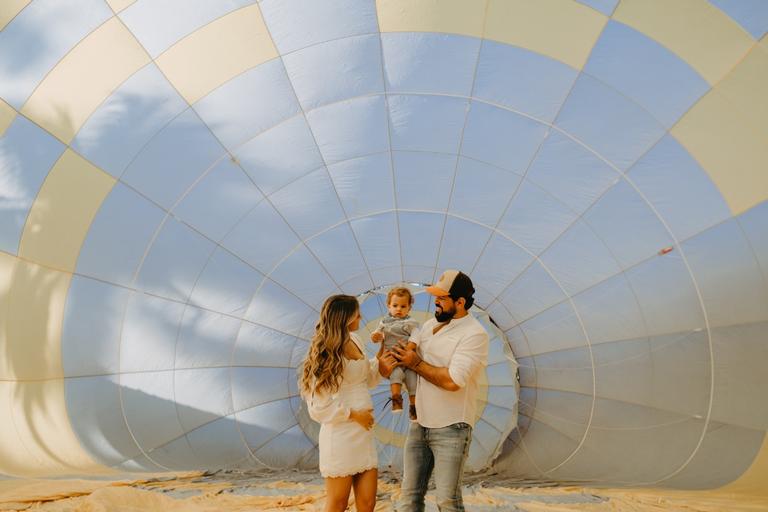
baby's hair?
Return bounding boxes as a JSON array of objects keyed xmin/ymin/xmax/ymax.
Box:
[{"xmin": 386, "ymin": 286, "xmax": 414, "ymax": 306}]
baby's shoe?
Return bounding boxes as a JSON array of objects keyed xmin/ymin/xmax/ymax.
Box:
[
  {"xmin": 409, "ymin": 404, "xmax": 417, "ymax": 422},
  {"xmin": 391, "ymin": 394, "xmax": 403, "ymax": 413}
]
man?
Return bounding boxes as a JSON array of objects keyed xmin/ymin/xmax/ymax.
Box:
[{"xmin": 378, "ymin": 270, "xmax": 489, "ymax": 512}]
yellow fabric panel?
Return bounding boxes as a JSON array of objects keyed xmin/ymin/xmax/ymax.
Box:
[
  {"xmin": 18, "ymin": 149, "xmax": 115, "ymax": 273},
  {"xmin": 376, "ymin": 0, "xmax": 488, "ymax": 38},
  {"xmin": 3, "ymin": 257, "xmax": 70, "ymax": 381},
  {"xmin": 105, "ymin": 0, "xmax": 136, "ymax": 14},
  {"xmin": 20, "ymin": 17, "xmax": 150, "ymax": 143},
  {"xmin": 0, "ymin": 0, "xmax": 30, "ymax": 31},
  {"xmin": 716, "ymin": 44, "xmax": 768, "ymax": 141},
  {"xmin": 0, "ymin": 381, "xmax": 111, "ymax": 477},
  {"xmin": 485, "ymin": 0, "xmax": 606, "ymax": 70},
  {"xmin": 156, "ymin": 4, "xmax": 277, "ymax": 104},
  {"xmin": 613, "ymin": 0, "xmax": 753, "ymax": 84},
  {"xmin": 671, "ymin": 90, "xmax": 768, "ymax": 216},
  {"xmin": 720, "ymin": 432, "xmax": 768, "ymax": 496},
  {"xmin": 0, "ymin": 99, "xmax": 16, "ymax": 137},
  {"xmin": 0, "ymin": 252, "xmax": 19, "ymax": 381}
]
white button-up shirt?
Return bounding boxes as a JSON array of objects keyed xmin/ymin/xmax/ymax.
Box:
[{"xmin": 412, "ymin": 314, "xmax": 489, "ymax": 428}]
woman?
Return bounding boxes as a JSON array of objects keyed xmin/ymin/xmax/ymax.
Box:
[{"xmin": 299, "ymin": 294, "xmax": 381, "ymax": 512}]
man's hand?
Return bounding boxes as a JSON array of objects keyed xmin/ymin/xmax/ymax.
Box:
[
  {"xmin": 391, "ymin": 343, "xmax": 422, "ymax": 370},
  {"xmin": 371, "ymin": 331, "xmax": 384, "ymax": 343},
  {"xmin": 377, "ymin": 349, "xmax": 398, "ymax": 378},
  {"xmin": 349, "ymin": 409, "xmax": 375, "ymax": 430}
]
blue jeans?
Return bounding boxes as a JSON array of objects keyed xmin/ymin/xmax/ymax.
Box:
[{"xmin": 399, "ymin": 422, "xmax": 472, "ymax": 512}]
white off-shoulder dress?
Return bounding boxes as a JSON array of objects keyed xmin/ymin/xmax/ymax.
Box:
[{"xmin": 307, "ymin": 333, "xmax": 381, "ymax": 478}]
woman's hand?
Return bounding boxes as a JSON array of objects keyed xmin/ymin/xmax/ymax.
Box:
[{"xmin": 350, "ymin": 409, "xmax": 375, "ymax": 430}]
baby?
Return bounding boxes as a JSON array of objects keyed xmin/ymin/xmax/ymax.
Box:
[{"xmin": 371, "ymin": 287, "xmax": 420, "ymax": 421}]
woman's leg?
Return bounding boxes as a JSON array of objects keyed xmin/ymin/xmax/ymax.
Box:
[
  {"xmin": 351, "ymin": 468, "xmax": 378, "ymax": 512},
  {"xmin": 324, "ymin": 475, "xmax": 353, "ymax": 512}
]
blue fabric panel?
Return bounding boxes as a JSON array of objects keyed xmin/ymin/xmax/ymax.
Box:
[
  {"xmin": 327, "ymin": 153, "xmax": 394, "ymax": 218},
  {"xmin": 260, "ymin": 0, "xmax": 378, "ymax": 54},
  {"xmin": 382, "ymin": 32, "xmax": 480, "ymax": 96},
  {"xmin": 188, "ymin": 247, "xmax": 263, "ymax": 315},
  {"xmin": 573, "ymin": 273, "xmax": 647, "ymax": 344},
  {"xmin": 710, "ymin": 0, "xmax": 768, "ymax": 39},
  {"xmin": 173, "ymin": 367, "xmax": 234, "ymax": 431},
  {"xmin": 520, "ymin": 302, "xmax": 587, "ymax": 354},
  {"xmin": 283, "ymin": 34, "xmax": 383, "ymax": 111},
  {"xmin": 72, "ymin": 64, "xmax": 187, "ymax": 176},
  {"xmin": 393, "ymin": 151, "xmax": 455, "ymax": 211},
  {"xmin": 475, "ymin": 41, "xmax": 578, "ymax": 123},
  {"xmin": 76, "ymin": 183, "xmax": 166, "ymax": 286},
  {"xmin": 120, "ymin": 292, "xmax": 185, "ymax": 373},
  {"xmin": 306, "ymin": 223, "xmax": 372, "ymax": 286},
  {"xmin": 462, "ymin": 102, "xmax": 549, "ymax": 172},
  {"xmin": 234, "ymin": 323, "xmax": 296, "ymax": 367},
  {"xmin": 556, "ymin": 73, "xmax": 666, "ymax": 170},
  {"xmin": 398, "ymin": 211, "xmax": 444, "ymax": 267},
  {"xmin": 244, "ymin": 279, "xmax": 315, "ymax": 335},
  {"xmin": 389, "ymin": 94, "xmax": 469, "ymax": 154},
  {"xmin": 473, "ymin": 234, "xmax": 533, "ymax": 297},
  {"xmin": 575, "ymin": 0, "xmax": 618, "ymax": 15},
  {"xmin": 269, "ymin": 168, "xmax": 346, "ymax": 238},
  {"xmin": 135, "ymin": 217, "xmax": 216, "ymax": 301},
  {"xmin": 176, "ymin": 307, "xmax": 241, "ymax": 368},
  {"xmin": 270, "ymin": 245, "xmax": 340, "ymax": 308},
  {"xmin": 585, "ymin": 21, "xmax": 709, "ymax": 128},
  {"xmin": 449, "ymin": 157, "xmax": 521, "ymax": 225},
  {"xmin": 738, "ymin": 200, "xmax": 768, "ymax": 279},
  {"xmin": 499, "ymin": 260, "xmax": 567, "ymax": 323},
  {"xmin": 0, "ymin": 116, "xmax": 65, "ymax": 254},
  {"xmin": 437, "ymin": 216, "xmax": 492, "ymax": 272},
  {"xmin": 122, "ymin": 108, "xmax": 225, "ymax": 209},
  {"xmin": 350, "ymin": 213, "xmax": 401, "ymax": 269}
]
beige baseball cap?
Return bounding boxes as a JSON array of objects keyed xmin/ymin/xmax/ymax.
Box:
[{"xmin": 426, "ymin": 269, "xmax": 475, "ymax": 299}]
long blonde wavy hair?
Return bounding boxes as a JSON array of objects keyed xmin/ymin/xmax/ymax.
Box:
[{"xmin": 299, "ymin": 294, "xmax": 359, "ymax": 397}]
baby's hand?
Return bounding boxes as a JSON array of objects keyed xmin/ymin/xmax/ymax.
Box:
[{"xmin": 371, "ymin": 331, "xmax": 384, "ymax": 342}]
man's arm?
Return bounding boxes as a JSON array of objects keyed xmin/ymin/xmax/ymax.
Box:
[{"xmin": 391, "ymin": 344, "xmax": 460, "ymax": 391}]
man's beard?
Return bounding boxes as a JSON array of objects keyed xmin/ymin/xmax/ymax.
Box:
[{"xmin": 435, "ymin": 304, "xmax": 455, "ymax": 323}]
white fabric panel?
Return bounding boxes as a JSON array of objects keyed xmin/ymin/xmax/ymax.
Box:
[
  {"xmin": 625, "ymin": 255, "xmax": 706, "ymax": 337},
  {"xmin": 77, "ymin": 183, "xmax": 166, "ymax": 286},
  {"xmin": 683, "ymin": 219, "xmax": 768, "ymax": 328},
  {"xmin": 252, "ymin": 424, "xmax": 315, "ymax": 469},
  {"xmin": 113, "ymin": 454, "xmax": 164, "ymax": 472},
  {"xmin": 135, "ymin": 217, "xmax": 216, "ymax": 301},
  {"xmin": 526, "ymin": 131, "xmax": 618, "ymax": 214},
  {"xmin": 174, "ymin": 368, "xmax": 234, "ymax": 431},
  {"xmin": 382, "ymin": 32, "xmax": 480, "ymax": 96},
  {"xmin": 350, "ymin": 213, "xmax": 401, "ymax": 270},
  {"xmin": 0, "ymin": 0, "xmax": 111, "ymax": 107},
  {"xmin": 327, "ymin": 153, "xmax": 394, "ymax": 218},
  {"xmin": 306, "ymin": 95, "xmax": 389, "ymax": 164},
  {"xmin": 475, "ymin": 41, "xmax": 578, "ymax": 123},
  {"xmin": 194, "ymin": 60, "xmax": 300, "ymax": 150},
  {"xmin": 188, "ymin": 247, "xmax": 263, "ymax": 315},
  {"xmin": 223, "ymin": 200, "xmax": 300, "ymax": 273},
  {"xmin": 628, "ymin": 135, "xmax": 730, "ymax": 241},
  {"xmin": 531, "ymin": 347, "xmax": 594, "ymax": 397},
  {"xmin": 234, "ymin": 323, "xmax": 297, "ymax": 367},
  {"xmin": 540, "ymin": 220, "xmax": 622, "ymax": 296},
  {"xmin": 371, "ymin": 267, "xmax": 405, "ymax": 288},
  {"xmin": 122, "ymin": 108, "xmax": 226, "ymax": 209},
  {"xmin": 388, "ymin": 95, "xmax": 468, "ymax": 154},
  {"xmin": 65, "ymin": 375, "xmax": 143, "ymax": 466},
  {"xmin": 185, "ymin": 415, "xmax": 252, "ymax": 468},
  {"xmin": 473, "ymin": 234, "xmax": 534, "ymax": 297},
  {"xmin": 461, "ymin": 102, "xmax": 549, "ymax": 172},
  {"xmin": 282, "ymin": 34, "xmax": 383, "ymax": 111},
  {"xmin": 121, "ymin": 293, "xmax": 185, "ymax": 373},
  {"xmin": 485, "ymin": 301, "xmax": 516, "ymax": 332},
  {"xmin": 63, "ymin": 276, "xmax": 130, "ymax": 377},
  {"xmin": 0, "ymin": 116, "xmax": 65, "ymax": 254},
  {"xmin": 520, "ymin": 302, "xmax": 587, "ymax": 355},
  {"xmin": 306, "ymin": 223, "xmax": 371, "ymax": 286},
  {"xmin": 235, "ymin": 115, "xmax": 323, "ymax": 195},
  {"xmin": 340, "ymin": 273, "xmax": 378, "ymax": 296},
  {"xmin": 269, "ymin": 168, "xmax": 346, "ymax": 238},
  {"xmin": 244, "ymin": 279, "xmax": 315, "ymax": 335},
  {"xmin": 437, "ymin": 216, "xmax": 492, "ymax": 272},
  {"xmin": 585, "ymin": 180, "xmax": 674, "ymax": 269},
  {"xmin": 176, "ymin": 307, "xmax": 241, "ymax": 368},
  {"xmin": 505, "ymin": 325, "xmax": 531, "ymax": 358},
  {"xmin": 121, "ymin": 371, "xmax": 186, "ymax": 451},
  {"xmin": 449, "ymin": 157, "xmax": 521, "ymax": 226},
  {"xmin": 230, "ymin": 367, "xmax": 293, "ymax": 411},
  {"xmin": 397, "ymin": 212, "xmax": 443, "ymax": 268},
  {"xmin": 738, "ymin": 201, "xmax": 768, "ymax": 277},
  {"xmin": 270, "ymin": 245, "xmax": 340, "ymax": 308},
  {"xmin": 260, "ymin": 0, "xmax": 378, "ymax": 54},
  {"xmin": 498, "ymin": 261, "xmax": 567, "ymax": 323},
  {"xmin": 393, "ymin": 151, "xmax": 455, "ymax": 211},
  {"xmin": 72, "ymin": 64, "xmax": 188, "ymax": 176},
  {"xmin": 573, "ymin": 274, "xmax": 647, "ymax": 345},
  {"xmin": 497, "ymin": 181, "xmax": 578, "ymax": 254},
  {"xmin": 120, "ymin": 0, "xmax": 255, "ymax": 58},
  {"xmin": 402, "ymin": 265, "xmax": 439, "ymax": 285},
  {"xmin": 174, "ymin": 159, "xmax": 262, "ymax": 242}
]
